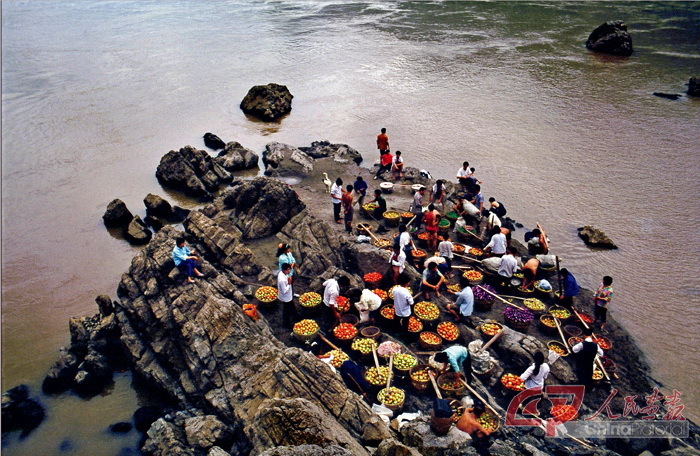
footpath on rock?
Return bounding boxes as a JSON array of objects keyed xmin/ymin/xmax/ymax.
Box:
[{"xmin": 8, "ymin": 138, "xmax": 699, "ymax": 456}]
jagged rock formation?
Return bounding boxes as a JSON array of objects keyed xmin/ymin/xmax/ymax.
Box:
[
  {"xmin": 299, "ymin": 141, "xmax": 363, "ymax": 165},
  {"xmin": 240, "ymin": 83, "xmax": 293, "ymax": 121},
  {"xmin": 586, "ymin": 21, "xmax": 633, "ymax": 56},
  {"xmin": 262, "ymin": 142, "xmax": 315, "ymax": 177},
  {"xmin": 156, "ymin": 146, "xmax": 232, "ymax": 200},
  {"xmin": 577, "ymin": 225, "xmax": 618, "ymax": 249},
  {"xmin": 214, "ymin": 142, "xmax": 259, "ymax": 171},
  {"xmin": 103, "ymin": 199, "xmax": 134, "ymax": 227}
]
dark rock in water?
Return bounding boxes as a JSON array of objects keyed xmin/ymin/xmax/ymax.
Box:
[
  {"xmin": 109, "ymin": 422, "xmax": 133, "ymax": 434},
  {"xmin": 586, "ymin": 21, "xmax": 633, "ymax": 56},
  {"xmin": 577, "ymin": 225, "xmax": 618, "ymax": 249},
  {"xmin": 155, "ymin": 145, "xmax": 232, "ymax": 200},
  {"xmin": 125, "ymin": 215, "xmax": 152, "ymax": 245},
  {"xmin": 298, "ymin": 141, "xmax": 363, "ymax": 165},
  {"xmin": 240, "ymin": 83, "xmax": 293, "ymax": 121},
  {"xmin": 74, "ymin": 349, "xmax": 113, "ymax": 394},
  {"xmin": 654, "ymin": 92, "xmax": 681, "ymax": 100},
  {"xmin": 262, "ymin": 142, "xmax": 314, "ymax": 177},
  {"xmin": 1, "ymin": 385, "xmax": 46, "ymax": 438},
  {"xmin": 103, "ymin": 199, "xmax": 133, "ymax": 228},
  {"xmin": 169, "ymin": 206, "xmax": 190, "ymax": 223},
  {"xmin": 58, "ymin": 438, "xmax": 75, "ymax": 452},
  {"xmin": 144, "ymin": 215, "xmax": 165, "ymax": 232},
  {"xmin": 134, "ymin": 405, "xmax": 166, "ymax": 433},
  {"xmin": 144, "ymin": 193, "xmax": 173, "ymax": 218},
  {"xmin": 214, "ymin": 141, "xmax": 259, "ymax": 171},
  {"xmin": 221, "ymin": 177, "xmax": 305, "ymax": 239},
  {"xmin": 95, "ymin": 294, "xmax": 114, "ymax": 317},
  {"xmin": 203, "ymin": 132, "xmax": 226, "ymax": 150},
  {"xmin": 687, "ymin": 77, "xmax": 700, "ymax": 97},
  {"xmin": 42, "ymin": 347, "xmax": 80, "ymax": 394}
]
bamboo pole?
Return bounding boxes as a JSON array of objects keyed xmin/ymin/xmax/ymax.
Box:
[
  {"xmin": 428, "ymin": 370, "xmax": 443, "ymax": 399},
  {"xmin": 554, "ymin": 317, "xmax": 571, "ymax": 354},
  {"xmin": 476, "ymin": 285, "xmax": 525, "ymax": 311},
  {"xmin": 372, "ymin": 346, "xmax": 381, "ymax": 371},
  {"xmin": 498, "ymin": 294, "xmax": 528, "ymax": 301},
  {"xmin": 318, "ymin": 334, "xmax": 341, "ymax": 351},
  {"xmin": 460, "ymin": 380, "xmax": 500, "ymax": 418},
  {"xmin": 476, "ymin": 329, "xmax": 503, "ymax": 356},
  {"xmin": 385, "ymin": 354, "xmax": 394, "ymax": 390}
]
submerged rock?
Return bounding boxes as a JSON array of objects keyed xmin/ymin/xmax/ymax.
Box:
[
  {"xmin": 214, "ymin": 141, "xmax": 259, "ymax": 171},
  {"xmin": 155, "ymin": 146, "xmax": 232, "ymax": 200},
  {"xmin": 577, "ymin": 225, "xmax": 618, "ymax": 249},
  {"xmin": 103, "ymin": 199, "xmax": 134, "ymax": 228},
  {"xmin": 688, "ymin": 77, "xmax": 700, "ymax": 97},
  {"xmin": 586, "ymin": 21, "xmax": 633, "ymax": 56},
  {"xmin": 240, "ymin": 83, "xmax": 293, "ymax": 121},
  {"xmin": 1, "ymin": 385, "xmax": 46, "ymax": 438},
  {"xmin": 203, "ymin": 132, "xmax": 226, "ymax": 151}
]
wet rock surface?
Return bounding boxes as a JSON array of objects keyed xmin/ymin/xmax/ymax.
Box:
[
  {"xmin": 586, "ymin": 21, "xmax": 633, "ymax": 56},
  {"xmin": 203, "ymin": 132, "xmax": 226, "ymax": 150},
  {"xmin": 214, "ymin": 141, "xmax": 259, "ymax": 171},
  {"xmin": 103, "ymin": 199, "xmax": 134, "ymax": 227},
  {"xmin": 156, "ymin": 145, "xmax": 232, "ymax": 200},
  {"xmin": 577, "ymin": 225, "xmax": 618, "ymax": 249},
  {"xmin": 240, "ymin": 83, "xmax": 293, "ymax": 121}
]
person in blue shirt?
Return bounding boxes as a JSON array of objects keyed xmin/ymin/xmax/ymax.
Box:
[
  {"xmin": 559, "ymin": 268, "xmax": 579, "ymax": 309},
  {"xmin": 172, "ymin": 237, "xmax": 204, "ymax": 283},
  {"xmin": 434, "ymin": 344, "xmax": 473, "ymax": 385},
  {"xmin": 353, "ymin": 176, "xmax": 368, "ymax": 207},
  {"xmin": 447, "ymin": 275, "xmax": 474, "ymax": 321},
  {"xmin": 276, "ymin": 243, "xmax": 297, "ymax": 277}
]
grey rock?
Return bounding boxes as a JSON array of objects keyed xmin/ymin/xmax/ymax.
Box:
[
  {"xmin": 207, "ymin": 447, "xmax": 231, "ymax": 456},
  {"xmin": 184, "ymin": 415, "xmax": 231, "ymax": 451},
  {"xmin": 144, "ymin": 194, "xmax": 173, "ymax": 218},
  {"xmin": 240, "ymin": 83, "xmax": 293, "ymax": 121},
  {"xmin": 103, "ymin": 199, "xmax": 133, "ymax": 228},
  {"xmin": 203, "ymin": 133, "xmax": 226, "ymax": 150},
  {"xmin": 257, "ymin": 445, "xmax": 354, "ymax": 456},
  {"xmin": 586, "ymin": 21, "xmax": 633, "ymax": 56},
  {"xmin": 214, "ymin": 141, "xmax": 259, "ymax": 171},
  {"xmin": 375, "ymin": 439, "xmax": 425, "ymax": 456},
  {"xmin": 687, "ymin": 77, "xmax": 700, "ymax": 97},
  {"xmin": 262, "ymin": 142, "xmax": 315, "ymax": 177},
  {"xmin": 577, "ymin": 225, "xmax": 618, "ymax": 249},
  {"xmin": 155, "ymin": 146, "xmax": 232, "ymax": 200},
  {"xmin": 95, "ymin": 294, "xmax": 114, "ymax": 317},
  {"xmin": 42, "ymin": 347, "xmax": 79, "ymax": 394},
  {"xmin": 399, "ymin": 416, "xmax": 472, "ymax": 456},
  {"xmin": 299, "ymin": 141, "xmax": 363, "ymax": 165},
  {"xmin": 126, "ymin": 215, "xmax": 152, "ymax": 245}
]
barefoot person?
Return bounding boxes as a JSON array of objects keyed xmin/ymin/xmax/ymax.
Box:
[
  {"xmin": 594, "ymin": 276, "xmax": 613, "ymax": 331},
  {"xmin": 421, "ymin": 261, "xmax": 445, "ymax": 299},
  {"xmin": 172, "ymin": 237, "xmax": 204, "ymax": 283}
]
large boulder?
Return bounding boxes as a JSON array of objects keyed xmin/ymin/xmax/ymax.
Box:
[
  {"xmin": 184, "ymin": 415, "xmax": 232, "ymax": 451},
  {"xmin": 687, "ymin": 77, "xmax": 700, "ymax": 97},
  {"xmin": 299, "ymin": 141, "xmax": 363, "ymax": 165},
  {"xmin": 221, "ymin": 178, "xmax": 305, "ymax": 239},
  {"xmin": 103, "ymin": 199, "xmax": 134, "ymax": 228},
  {"xmin": 126, "ymin": 216, "xmax": 153, "ymax": 245},
  {"xmin": 214, "ymin": 142, "xmax": 259, "ymax": 171},
  {"xmin": 144, "ymin": 194, "xmax": 173, "ymax": 219},
  {"xmin": 262, "ymin": 142, "xmax": 315, "ymax": 177},
  {"xmin": 156, "ymin": 146, "xmax": 232, "ymax": 200},
  {"xmin": 577, "ymin": 225, "xmax": 618, "ymax": 249},
  {"xmin": 1, "ymin": 385, "xmax": 46, "ymax": 438},
  {"xmin": 203, "ymin": 133, "xmax": 226, "ymax": 151},
  {"xmin": 399, "ymin": 416, "xmax": 473, "ymax": 456},
  {"xmin": 42, "ymin": 347, "xmax": 80, "ymax": 394},
  {"xmin": 586, "ymin": 21, "xmax": 633, "ymax": 56},
  {"xmin": 240, "ymin": 83, "xmax": 293, "ymax": 121}
]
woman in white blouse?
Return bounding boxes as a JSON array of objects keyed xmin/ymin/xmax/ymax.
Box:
[{"xmin": 520, "ymin": 351, "xmax": 550, "ymax": 389}]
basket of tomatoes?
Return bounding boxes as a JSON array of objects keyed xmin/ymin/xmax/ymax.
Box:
[
  {"xmin": 462, "ymin": 269, "xmax": 484, "ymax": 286},
  {"xmin": 550, "ymin": 404, "xmax": 578, "ymax": 422},
  {"xmin": 414, "ymin": 301, "xmax": 440, "ymax": 326},
  {"xmin": 333, "ymin": 323, "xmax": 358, "ymax": 346},
  {"xmin": 379, "ymin": 304, "xmax": 395, "ymax": 324},
  {"xmin": 372, "ymin": 288, "xmax": 388, "ymax": 302},
  {"xmin": 500, "ymin": 373, "xmax": 526, "ymax": 395},
  {"xmin": 405, "ymin": 316, "xmax": 423, "ymax": 340},
  {"xmin": 254, "ymin": 286, "xmax": 278, "ymax": 307},
  {"xmin": 363, "ymin": 272, "xmax": 383, "ymax": 289},
  {"xmin": 419, "ymin": 331, "xmax": 443, "ymax": 351},
  {"xmin": 292, "ymin": 319, "xmax": 320, "ymax": 343},
  {"xmin": 410, "ymin": 248, "xmax": 427, "ymax": 262},
  {"xmin": 592, "ymin": 335, "xmax": 612, "ymax": 351},
  {"xmin": 478, "ymin": 321, "xmax": 503, "ymax": 343},
  {"xmin": 400, "ymin": 211, "xmax": 414, "ymax": 224},
  {"xmin": 335, "ymin": 296, "xmax": 351, "ymax": 314},
  {"xmin": 437, "ymin": 321, "xmax": 460, "ymax": 342}
]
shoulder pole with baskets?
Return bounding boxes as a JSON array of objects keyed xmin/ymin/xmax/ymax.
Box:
[
  {"xmin": 553, "ymin": 317, "xmax": 572, "ymax": 355},
  {"xmin": 475, "ymin": 329, "xmax": 503, "ymax": 356},
  {"xmin": 459, "ymin": 379, "xmax": 501, "ymax": 419}
]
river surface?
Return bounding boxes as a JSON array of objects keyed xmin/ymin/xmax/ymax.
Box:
[{"xmin": 2, "ymin": 1, "xmax": 699, "ymax": 454}]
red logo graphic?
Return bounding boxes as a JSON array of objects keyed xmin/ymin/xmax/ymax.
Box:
[{"xmin": 507, "ymin": 385, "xmax": 585, "ymax": 436}]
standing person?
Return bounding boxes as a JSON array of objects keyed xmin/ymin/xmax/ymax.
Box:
[
  {"xmin": 488, "ymin": 197, "xmax": 507, "ymax": 218},
  {"xmin": 431, "ymin": 179, "xmax": 445, "ymax": 209},
  {"xmin": 498, "ymin": 247, "xmax": 519, "ymax": 278},
  {"xmin": 456, "ymin": 161, "xmax": 470, "ymax": 192},
  {"xmin": 390, "ymin": 245, "xmax": 406, "ymax": 284},
  {"xmin": 410, "ymin": 186, "xmax": 425, "ymax": 226},
  {"xmin": 558, "ymin": 268, "xmax": 579, "ymax": 309},
  {"xmin": 374, "ymin": 150, "xmax": 393, "ymax": 180},
  {"xmin": 470, "ymin": 184, "xmax": 484, "ymax": 213},
  {"xmin": 397, "ymin": 223, "xmax": 414, "ymax": 265},
  {"xmin": 484, "ymin": 225, "xmax": 507, "ymax": 257},
  {"xmin": 446, "ymin": 275, "xmax": 474, "ymax": 321},
  {"xmin": 342, "ymin": 184, "xmax": 354, "ymax": 233},
  {"xmin": 593, "ymin": 276, "xmax": 613, "ymax": 331},
  {"xmin": 434, "ymin": 344, "xmax": 473, "ymax": 384},
  {"xmin": 369, "ymin": 188, "xmax": 387, "ymax": 220},
  {"xmin": 423, "ymin": 204, "xmax": 440, "ymax": 253},
  {"xmin": 392, "ymin": 274, "xmax": 414, "ymax": 330},
  {"xmin": 392, "ymin": 150, "xmax": 404, "ymax": 180},
  {"xmin": 520, "ymin": 352, "xmax": 550, "ymax": 389},
  {"xmin": 572, "ymin": 327, "xmax": 604, "ymax": 387},
  {"xmin": 376, "ymin": 127, "xmax": 389, "ymax": 158},
  {"xmin": 276, "ymin": 243, "xmax": 297, "ymax": 278},
  {"xmin": 172, "ymin": 237, "xmax": 204, "ymax": 283},
  {"xmin": 353, "ymin": 176, "xmax": 368, "ymax": 207},
  {"xmin": 421, "ymin": 261, "xmax": 446, "ymax": 299},
  {"xmin": 438, "ymin": 233, "xmax": 454, "ymax": 277},
  {"xmin": 330, "ymin": 178, "xmax": 343, "ymax": 224},
  {"xmin": 277, "ymin": 263, "xmax": 295, "ymax": 328},
  {"xmin": 323, "ymin": 275, "xmax": 351, "ymax": 323}
]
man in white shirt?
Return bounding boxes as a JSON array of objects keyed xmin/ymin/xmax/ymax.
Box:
[
  {"xmin": 484, "ymin": 226, "xmax": 507, "ymax": 256},
  {"xmin": 390, "ymin": 246, "xmax": 407, "ymax": 284},
  {"xmin": 411, "ymin": 187, "xmax": 425, "ymax": 226},
  {"xmin": 324, "ymin": 275, "xmax": 350, "ymax": 322},
  {"xmin": 277, "ymin": 263, "xmax": 294, "ymax": 327},
  {"xmin": 498, "ymin": 247, "xmax": 519, "ymax": 278},
  {"xmin": 456, "ymin": 161, "xmax": 470, "ymax": 191},
  {"xmin": 392, "ymin": 275, "xmax": 414, "ymax": 330},
  {"xmin": 330, "ymin": 177, "xmax": 343, "ymax": 224}
]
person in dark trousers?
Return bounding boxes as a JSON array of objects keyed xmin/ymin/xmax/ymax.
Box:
[
  {"xmin": 172, "ymin": 237, "xmax": 204, "ymax": 283},
  {"xmin": 330, "ymin": 177, "xmax": 343, "ymax": 224},
  {"xmin": 369, "ymin": 188, "xmax": 387, "ymax": 220},
  {"xmin": 558, "ymin": 268, "xmax": 579, "ymax": 309},
  {"xmin": 376, "ymin": 127, "xmax": 389, "ymax": 158},
  {"xmin": 571, "ymin": 327, "xmax": 604, "ymax": 388},
  {"xmin": 375, "ymin": 150, "xmax": 393, "ymax": 180},
  {"xmin": 488, "ymin": 197, "xmax": 507, "ymax": 218},
  {"xmin": 594, "ymin": 276, "xmax": 614, "ymax": 331},
  {"xmin": 353, "ymin": 176, "xmax": 368, "ymax": 207},
  {"xmin": 342, "ymin": 184, "xmax": 354, "ymax": 233}
]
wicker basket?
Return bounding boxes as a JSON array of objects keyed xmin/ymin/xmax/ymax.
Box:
[
  {"xmin": 547, "ymin": 340, "xmax": 569, "ymax": 358},
  {"xmin": 360, "ymin": 326, "xmax": 381, "ymax": 340},
  {"xmin": 563, "ymin": 325, "xmax": 582, "ymax": 339},
  {"xmin": 437, "ymin": 372, "xmax": 466, "ymax": 398},
  {"xmin": 478, "ymin": 321, "xmax": 503, "ymax": 343},
  {"xmin": 382, "ymin": 210, "xmax": 401, "ymax": 227},
  {"xmin": 539, "ymin": 314, "xmax": 559, "ymax": 335},
  {"xmin": 504, "ymin": 313, "xmax": 531, "ymax": 333},
  {"xmin": 409, "ymin": 365, "xmax": 432, "ymax": 391},
  {"xmin": 355, "ymin": 223, "xmax": 372, "ymax": 236},
  {"xmin": 418, "ymin": 331, "xmax": 443, "ymax": 351}
]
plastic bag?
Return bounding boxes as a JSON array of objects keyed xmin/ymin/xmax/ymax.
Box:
[
  {"xmin": 357, "ymin": 235, "xmax": 370, "ymax": 243},
  {"xmin": 359, "ymin": 310, "xmax": 371, "ymax": 323},
  {"xmin": 372, "ymin": 403, "xmax": 394, "ymax": 422}
]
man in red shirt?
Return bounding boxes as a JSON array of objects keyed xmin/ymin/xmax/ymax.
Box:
[
  {"xmin": 374, "ymin": 150, "xmax": 393, "ymax": 180},
  {"xmin": 376, "ymin": 128, "xmax": 389, "ymax": 158},
  {"xmin": 342, "ymin": 184, "xmax": 354, "ymax": 233}
]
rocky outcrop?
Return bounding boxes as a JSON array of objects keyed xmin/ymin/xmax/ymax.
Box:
[
  {"xmin": 240, "ymin": 83, "xmax": 293, "ymax": 121},
  {"xmin": 144, "ymin": 194, "xmax": 173, "ymax": 218},
  {"xmin": 126, "ymin": 215, "xmax": 152, "ymax": 245},
  {"xmin": 688, "ymin": 77, "xmax": 700, "ymax": 97},
  {"xmin": 577, "ymin": 225, "xmax": 618, "ymax": 249},
  {"xmin": 221, "ymin": 177, "xmax": 305, "ymax": 239},
  {"xmin": 299, "ymin": 141, "xmax": 363, "ymax": 165},
  {"xmin": 156, "ymin": 146, "xmax": 232, "ymax": 200},
  {"xmin": 204, "ymin": 133, "xmax": 226, "ymax": 151},
  {"xmin": 586, "ymin": 21, "xmax": 633, "ymax": 56},
  {"xmin": 1, "ymin": 385, "xmax": 46, "ymax": 439},
  {"xmin": 103, "ymin": 199, "xmax": 134, "ymax": 228},
  {"xmin": 214, "ymin": 141, "xmax": 259, "ymax": 171},
  {"xmin": 262, "ymin": 142, "xmax": 315, "ymax": 177}
]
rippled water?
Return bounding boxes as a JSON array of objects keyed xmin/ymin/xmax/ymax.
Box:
[{"xmin": 2, "ymin": 1, "xmax": 699, "ymax": 453}]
